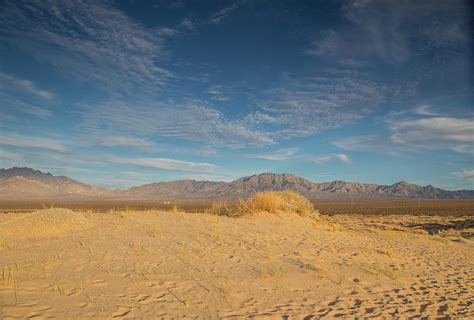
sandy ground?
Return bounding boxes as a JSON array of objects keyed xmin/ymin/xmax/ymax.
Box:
[{"xmin": 1, "ymin": 210, "xmax": 473, "ymax": 319}]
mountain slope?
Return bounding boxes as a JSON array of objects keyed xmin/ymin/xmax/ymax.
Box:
[
  {"xmin": 0, "ymin": 168, "xmax": 473, "ymax": 200},
  {"xmin": 0, "ymin": 167, "xmax": 111, "ymax": 198},
  {"xmin": 122, "ymin": 172, "xmax": 474, "ymax": 200}
]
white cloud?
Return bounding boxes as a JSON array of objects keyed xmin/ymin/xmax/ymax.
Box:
[
  {"xmin": 335, "ymin": 154, "xmax": 352, "ymax": 163},
  {"xmin": 0, "ymin": 150, "xmax": 23, "ymax": 161},
  {"xmin": 79, "ymin": 100, "xmax": 274, "ymax": 148},
  {"xmin": 0, "ymin": 72, "xmax": 54, "ymax": 99},
  {"xmin": 207, "ymin": 1, "xmax": 245, "ymax": 24},
  {"xmin": 311, "ymin": 153, "xmax": 352, "ymax": 164},
  {"xmin": 450, "ymin": 145, "xmax": 474, "ymax": 155},
  {"xmin": 0, "ymin": 94, "xmax": 52, "ymax": 119},
  {"xmin": 178, "ymin": 18, "xmax": 196, "ymax": 32},
  {"xmin": 105, "ymin": 156, "xmax": 217, "ymax": 173},
  {"xmin": 248, "ymin": 148, "xmax": 299, "ymax": 161},
  {"xmin": 207, "ymin": 85, "xmax": 230, "ymax": 101},
  {"xmin": 391, "ymin": 117, "xmax": 474, "ymax": 153},
  {"xmin": 0, "ymin": 73, "xmax": 54, "ymax": 119},
  {"xmin": 253, "ymin": 74, "xmax": 385, "ymax": 138},
  {"xmin": 333, "ymin": 135, "xmax": 403, "ymax": 154},
  {"xmin": 307, "ymin": 0, "xmax": 469, "ymax": 63},
  {"xmin": 335, "ymin": 117, "xmax": 474, "ymax": 155},
  {"xmin": 413, "ymin": 105, "xmax": 440, "ymax": 116},
  {"xmin": 98, "ymin": 135, "xmax": 152, "ymax": 148},
  {"xmin": 451, "ymin": 169, "xmax": 474, "ymax": 185},
  {"xmin": 0, "ymin": 1, "xmax": 172, "ymax": 95},
  {"xmin": 0, "ymin": 133, "xmax": 66, "ymax": 152}
]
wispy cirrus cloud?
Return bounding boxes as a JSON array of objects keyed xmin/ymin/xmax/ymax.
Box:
[
  {"xmin": 0, "ymin": 0, "xmax": 172, "ymax": 95},
  {"xmin": 0, "ymin": 73, "xmax": 54, "ymax": 119},
  {"xmin": 207, "ymin": 1, "xmax": 246, "ymax": 24},
  {"xmin": 79, "ymin": 100, "xmax": 274, "ymax": 148},
  {"xmin": 0, "ymin": 72, "xmax": 54, "ymax": 99},
  {"xmin": 306, "ymin": 0, "xmax": 468, "ymax": 64},
  {"xmin": 104, "ymin": 155, "xmax": 217, "ymax": 173},
  {"xmin": 413, "ymin": 105, "xmax": 440, "ymax": 117},
  {"xmin": 207, "ymin": 85, "xmax": 230, "ymax": 101},
  {"xmin": 0, "ymin": 95, "xmax": 52, "ymax": 119},
  {"xmin": 98, "ymin": 135, "xmax": 153, "ymax": 148},
  {"xmin": 248, "ymin": 148, "xmax": 299, "ymax": 161},
  {"xmin": 451, "ymin": 169, "xmax": 474, "ymax": 185},
  {"xmin": 391, "ymin": 117, "xmax": 474, "ymax": 154},
  {"xmin": 310, "ymin": 153, "xmax": 352, "ymax": 164},
  {"xmin": 252, "ymin": 73, "xmax": 386, "ymax": 138},
  {"xmin": 0, "ymin": 133, "xmax": 66, "ymax": 152},
  {"xmin": 335, "ymin": 116, "xmax": 474, "ymax": 155},
  {"xmin": 333, "ymin": 135, "xmax": 401, "ymax": 154}
]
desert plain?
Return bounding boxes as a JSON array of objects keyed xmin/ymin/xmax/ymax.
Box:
[{"xmin": 1, "ymin": 198, "xmax": 473, "ymax": 319}]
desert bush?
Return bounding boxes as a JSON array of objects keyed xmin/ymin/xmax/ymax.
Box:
[
  {"xmin": 240, "ymin": 190, "xmax": 314, "ymax": 216},
  {"xmin": 276, "ymin": 190, "xmax": 314, "ymax": 215},
  {"xmin": 209, "ymin": 201, "xmax": 237, "ymax": 216},
  {"xmin": 238, "ymin": 191, "xmax": 280, "ymax": 214},
  {"xmin": 210, "ymin": 191, "xmax": 315, "ymax": 217}
]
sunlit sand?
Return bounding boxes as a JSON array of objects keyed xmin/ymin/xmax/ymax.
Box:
[{"xmin": 1, "ymin": 202, "xmax": 472, "ymax": 318}]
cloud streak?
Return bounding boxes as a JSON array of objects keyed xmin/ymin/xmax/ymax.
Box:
[
  {"xmin": 0, "ymin": 73, "xmax": 54, "ymax": 119},
  {"xmin": 79, "ymin": 100, "xmax": 275, "ymax": 148},
  {"xmin": 306, "ymin": 0, "xmax": 469, "ymax": 64},
  {"xmin": 252, "ymin": 73, "xmax": 386, "ymax": 138},
  {"xmin": 0, "ymin": 133, "xmax": 66, "ymax": 152},
  {"xmin": 98, "ymin": 135, "xmax": 153, "ymax": 148},
  {"xmin": 248, "ymin": 148, "xmax": 299, "ymax": 161},
  {"xmin": 311, "ymin": 153, "xmax": 352, "ymax": 164},
  {"xmin": 207, "ymin": 1, "xmax": 246, "ymax": 24},
  {"xmin": 451, "ymin": 169, "xmax": 474, "ymax": 185},
  {"xmin": 104, "ymin": 156, "xmax": 217, "ymax": 173},
  {"xmin": 391, "ymin": 117, "xmax": 474, "ymax": 154},
  {"xmin": 0, "ymin": 72, "xmax": 54, "ymax": 99},
  {"xmin": 0, "ymin": 0, "xmax": 172, "ymax": 95}
]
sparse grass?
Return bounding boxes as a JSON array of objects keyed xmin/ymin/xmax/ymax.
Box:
[
  {"xmin": 241, "ymin": 191, "xmax": 316, "ymax": 216},
  {"xmin": 377, "ymin": 248, "xmax": 398, "ymax": 259},
  {"xmin": 1, "ymin": 241, "xmax": 16, "ymax": 251},
  {"xmin": 0, "ymin": 208, "xmax": 89, "ymax": 240},
  {"xmin": 363, "ymin": 262, "xmax": 400, "ymax": 280},
  {"xmin": 209, "ymin": 201, "xmax": 236, "ymax": 216},
  {"xmin": 1, "ymin": 265, "xmax": 14, "ymax": 286},
  {"xmin": 208, "ymin": 191, "xmax": 316, "ymax": 217},
  {"xmin": 149, "ymin": 224, "xmax": 159, "ymax": 237}
]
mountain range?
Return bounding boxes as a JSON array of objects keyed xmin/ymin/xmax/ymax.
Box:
[{"xmin": 0, "ymin": 167, "xmax": 473, "ymax": 201}]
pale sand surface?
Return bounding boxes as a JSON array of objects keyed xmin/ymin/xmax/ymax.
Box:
[{"xmin": 1, "ymin": 210, "xmax": 473, "ymax": 318}]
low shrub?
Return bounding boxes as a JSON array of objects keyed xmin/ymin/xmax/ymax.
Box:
[
  {"xmin": 209, "ymin": 191, "xmax": 316, "ymax": 217},
  {"xmin": 209, "ymin": 201, "xmax": 237, "ymax": 216}
]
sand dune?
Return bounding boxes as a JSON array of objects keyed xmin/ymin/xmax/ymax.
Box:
[{"xmin": 1, "ymin": 209, "xmax": 473, "ymax": 318}]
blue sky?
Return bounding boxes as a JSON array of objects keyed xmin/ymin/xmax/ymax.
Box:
[{"xmin": 0, "ymin": 0, "xmax": 473, "ymax": 190}]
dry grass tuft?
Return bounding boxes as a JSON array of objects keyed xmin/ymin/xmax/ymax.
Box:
[
  {"xmin": 209, "ymin": 191, "xmax": 316, "ymax": 217},
  {"xmin": 0, "ymin": 208, "xmax": 89, "ymax": 240},
  {"xmin": 209, "ymin": 201, "xmax": 236, "ymax": 217},
  {"xmin": 239, "ymin": 190, "xmax": 315, "ymax": 216}
]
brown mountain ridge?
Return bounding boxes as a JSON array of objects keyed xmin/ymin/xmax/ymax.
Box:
[{"xmin": 1, "ymin": 167, "xmax": 473, "ymax": 200}]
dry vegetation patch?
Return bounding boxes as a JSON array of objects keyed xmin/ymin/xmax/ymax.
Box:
[
  {"xmin": 209, "ymin": 191, "xmax": 317, "ymax": 217},
  {"xmin": 0, "ymin": 208, "xmax": 89, "ymax": 240}
]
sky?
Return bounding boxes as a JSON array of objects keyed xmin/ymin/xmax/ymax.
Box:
[{"xmin": 0, "ymin": 0, "xmax": 473, "ymax": 190}]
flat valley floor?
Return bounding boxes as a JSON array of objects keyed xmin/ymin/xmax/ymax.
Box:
[{"xmin": 1, "ymin": 209, "xmax": 473, "ymax": 318}]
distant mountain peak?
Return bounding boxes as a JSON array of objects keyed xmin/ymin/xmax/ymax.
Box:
[
  {"xmin": 0, "ymin": 167, "xmax": 52, "ymax": 179},
  {"xmin": 0, "ymin": 167, "xmax": 473, "ymax": 200},
  {"xmin": 0, "ymin": 167, "xmax": 110, "ymax": 198}
]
